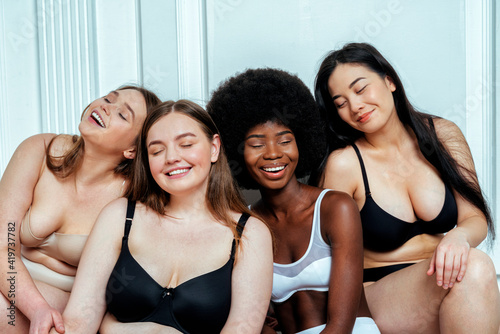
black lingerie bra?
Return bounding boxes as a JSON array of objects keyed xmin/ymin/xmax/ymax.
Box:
[
  {"xmin": 105, "ymin": 199, "xmax": 249, "ymax": 333},
  {"xmin": 352, "ymin": 143, "xmax": 457, "ymax": 252}
]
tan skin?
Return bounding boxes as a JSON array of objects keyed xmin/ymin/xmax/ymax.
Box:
[
  {"xmin": 244, "ymin": 122, "xmax": 364, "ymax": 334},
  {"xmin": 0, "ymin": 89, "xmax": 147, "ymax": 334},
  {"xmin": 321, "ymin": 63, "xmax": 500, "ymax": 333}
]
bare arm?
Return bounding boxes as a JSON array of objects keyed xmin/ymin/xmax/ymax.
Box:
[
  {"xmin": 321, "ymin": 191, "xmax": 364, "ymax": 334},
  {"xmin": 321, "ymin": 147, "xmax": 360, "ymax": 198},
  {"xmin": 0, "ymin": 134, "xmax": 66, "ymax": 333},
  {"xmin": 57, "ymin": 198, "xmax": 127, "ymax": 334},
  {"xmin": 427, "ymin": 118, "xmax": 488, "ymax": 288},
  {"xmin": 221, "ymin": 217, "xmax": 273, "ymax": 334}
]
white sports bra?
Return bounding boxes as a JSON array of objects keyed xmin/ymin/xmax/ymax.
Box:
[{"xmin": 271, "ymin": 189, "xmax": 332, "ymax": 303}]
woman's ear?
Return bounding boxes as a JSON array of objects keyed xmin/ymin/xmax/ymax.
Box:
[
  {"xmin": 123, "ymin": 146, "xmax": 137, "ymax": 160},
  {"xmin": 385, "ymin": 75, "xmax": 396, "ymax": 92},
  {"xmin": 211, "ymin": 134, "xmax": 221, "ymax": 163}
]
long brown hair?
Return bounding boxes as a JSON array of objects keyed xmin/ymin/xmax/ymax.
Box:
[
  {"xmin": 125, "ymin": 100, "xmax": 254, "ymax": 243},
  {"xmin": 45, "ymin": 85, "xmax": 161, "ymax": 179}
]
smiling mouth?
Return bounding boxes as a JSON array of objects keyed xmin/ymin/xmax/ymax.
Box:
[
  {"xmin": 261, "ymin": 166, "xmax": 286, "ymax": 173},
  {"xmin": 357, "ymin": 111, "xmax": 373, "ymax": 123},
  {"xmin": 168, "ymin": 168, "xmax": 190, "ymax": 176},
  {"xmin": 91, "ymin": 111, "xmax": 105, "ymax": 127}
]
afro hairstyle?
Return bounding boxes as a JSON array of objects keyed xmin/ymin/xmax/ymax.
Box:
[{"xmin": 207, "ymin": 68, "xmax": 326, "ymax": 189}]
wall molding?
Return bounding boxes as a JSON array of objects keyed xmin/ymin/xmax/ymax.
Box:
[
  {"xmin": 176, "ymin": 0, "xmax": 208, "ymax": 106},
  {"xmin": 465, "ymin": 0, "xmax": 495, "ymax": 211},
  {"xmin": 36, "ymin": 0, "xmax": 98, "ymax": 134}
]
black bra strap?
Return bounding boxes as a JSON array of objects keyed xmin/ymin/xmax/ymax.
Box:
[
  {"xmin": 123, "ymin": 199, "xmax": 136, "ymax": 239},
  {"xmin": 230, "ymin": 213, "xmax": 250, "ymax": 258},
  {"xmin": 351, "ymin": 143, "xmax": 371, "ymax": 196},
  {"xmin": 236, "ymin": 213, "xmax": 250, "ymax": 237}
]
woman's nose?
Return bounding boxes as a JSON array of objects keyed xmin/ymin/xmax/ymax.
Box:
[{"xmin": 263, "ymin": 143, "xmax": 283, "ymax": 160}]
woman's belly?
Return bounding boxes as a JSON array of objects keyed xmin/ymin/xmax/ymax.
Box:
[
  {"xmin": 22, "ymin": 256, "xmax": 75, "ymax": 292},
  {"xmin": 363, "ymin": 233, "xmax": 444, "ymax": 269}
]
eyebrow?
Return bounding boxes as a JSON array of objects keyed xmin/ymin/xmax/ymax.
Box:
[
  {"xmin": 111, "ymin": 91, "xmax": 136, "ymax": 121},
  {"xmin": 245, "ymin": 130, "xmax": 293, "ymax": 140},
  {"xmin": 331, "ymin": 77, "xmax": 366, "ymax": 101},
  {"xmin": 147, "ymin": 132, "xmax": 197, "ymax": 148}
]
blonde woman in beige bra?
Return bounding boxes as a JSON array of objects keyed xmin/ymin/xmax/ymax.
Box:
[{"xmin": 0, "ymin": 85, "xmax": 160, "ymax": 333}]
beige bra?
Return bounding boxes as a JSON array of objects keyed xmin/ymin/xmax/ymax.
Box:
[{"xmin": 20, "ymin": 206, "xmax": 88, "ymax": 267}]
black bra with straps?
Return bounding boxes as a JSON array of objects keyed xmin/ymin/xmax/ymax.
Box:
[
  {"xmin": 351, "ymin": 143, "xmax": 457, "ymax": 253},
  {"xmin": 105, "ymin": 199, "xmax": 249, "ymax": 333}
]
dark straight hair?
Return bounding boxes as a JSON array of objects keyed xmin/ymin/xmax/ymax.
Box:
[{"xmin": 314, "ymin": 42, "xmax": 494, "ymax": 241}]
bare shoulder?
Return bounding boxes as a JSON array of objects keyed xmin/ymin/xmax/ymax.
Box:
[
  {"xmin": 95, "ymin": 197, "xmax": 130, "ymax": 226},
  {"xmin": 46, "ymin": 134, "xmax": 78, "ymax": 156},
  {"xmin": 320, "ymin": 190, "xmax": 359, "ymax": 218},
  {"xmin": 322, "ymin": 146, "xmax": 360, "ymax": 193},
  {"xmin": 240, "ymin": 215, "xmax": 272, "ymax": 239},
  {"xmin": 432, "ymin": 117, "xmax": 466, "ymax": 142},
  {"xmin": 15, "ymin": 133, "xmax": 57, "ymax": 152},
  {"xmin": 324, "ymin": 146, "xmax": 359, "ymax": 175},
  {"xmin": 431, "ymin": 117, "xmax": 473, "ymax": 165}
]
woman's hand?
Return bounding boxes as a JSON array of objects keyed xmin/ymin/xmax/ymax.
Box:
[
  {"xmin": 426, "ymin": 229, "xmax": 470, "ymax": 289},
  {"xmin": 29, "ymin": 304, "xmax": 65, "ymax": 334}
]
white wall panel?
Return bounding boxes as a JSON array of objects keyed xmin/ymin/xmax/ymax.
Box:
[
  {"xmin": 176, "ymin": 0, "xmax": 208, "ymax": 106},
  {"xmin": 0, "ymin": 0, "xmax": 42, "ymax": 173},
  {"xmin": 95, "ymin": 0, "xmax": 139, "ymax": 94},
  {"xmin": 37, "ymin": 0, "xmax": 98, "ymax": 134},
  {"xmin": 139, "ymin": 0, "xmax": 179, "ymax": 101}
]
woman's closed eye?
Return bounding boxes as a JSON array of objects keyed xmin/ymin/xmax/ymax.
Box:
[
  {"xmin": 279, "ymin": 139, "xmax": 292, "ymax": 145},
  {"xmin": 336, "ymin": 100, "xmax": 347, "ymax": 109},
  {"xmin": 356, "ymin": 85, "xmax": 368, "ymax": 94},
  {"xmin": 149, "ymin": 148, "xmax": 164, "ymax": 156}
]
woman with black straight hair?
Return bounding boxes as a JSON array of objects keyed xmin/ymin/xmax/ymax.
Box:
[{"xmin": 314, "ymin": 42, "xmax": 499, "ymax": 333}]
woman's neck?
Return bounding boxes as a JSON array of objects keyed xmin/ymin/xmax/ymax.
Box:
[
  {"xmin": 363, "ymin": 111, "xmax": 413, "ymax": 151},
  {"xmin": 166, "ymin": 183, "xmax": 212, "ymax": 220},
  {"xmin": 75, "ymin": 152, "xmax": 123, "ymax": 186},
  {"xmin": 259, "ymin": 177, "xmax": 309, "ymax": 216}
]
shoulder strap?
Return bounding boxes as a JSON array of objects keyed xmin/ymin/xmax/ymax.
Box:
[
  {"xmin": 230, "ymin": 213, "xmax": 250, "ymax": 258},
  {"xmin": 123, "ymin": 199, "xmax": 136, "ymax": 240},
  {"xmin": 236, "ymin": 213, "xmax": 250, "ymax": 237},
  {"xmin": 351, "ymin": 143, "xmax": 371, "ymax": 196}
]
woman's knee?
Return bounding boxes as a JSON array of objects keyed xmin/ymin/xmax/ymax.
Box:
[{"xmin": 457, "ymin": 248, "xmax": 497, "ymax": 289}]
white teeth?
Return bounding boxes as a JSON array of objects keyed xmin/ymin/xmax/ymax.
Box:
[
  {"xmin": 263, "ymin": 166, "xmax": 285, "ymax": 172},
  {"xmin": 91, "ymin": 111, "xmax": 105, "ymax": 127},
  {"xmin": 168, "ymin": 168, "xmax": 189, "ymax": 176}
]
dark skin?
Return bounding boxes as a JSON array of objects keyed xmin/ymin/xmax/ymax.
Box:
[{"xmin": 244, "ymin": 122, "xmax": 364, "ymax": 334}]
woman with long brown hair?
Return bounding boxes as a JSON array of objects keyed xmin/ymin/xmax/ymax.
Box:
[
  {"xmin": 0, "ymin": 85, "xmax": 161, "ymax": 333},
  {"xmin": 55, "ymin": 100, "xmax": 273, "ymax": 333}
]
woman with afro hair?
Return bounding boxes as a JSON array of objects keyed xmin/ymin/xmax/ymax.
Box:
[{"xmin": 207, "ymin": 68, "xmax": 379, "ymax": 334}]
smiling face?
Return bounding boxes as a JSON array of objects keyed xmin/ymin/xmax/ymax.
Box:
[
  {"xmin": 243, "ymin": 121, "xmax": 298, "ymax": 190},
  {"xmin": 146, "ymin": 112, "xmax": 220, "ymax": 197},
  {"xmin": 79, "ymin": 89, "xmax": 147, "ymax": 157},
  {"xmin": 327, "ymin": 63, "xmax": 397, "ymax": 134}
]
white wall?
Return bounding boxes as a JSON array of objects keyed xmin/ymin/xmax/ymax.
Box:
[{"xmin": 0, "ymin": 0, "xmax": 498, "ymax": 272}]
